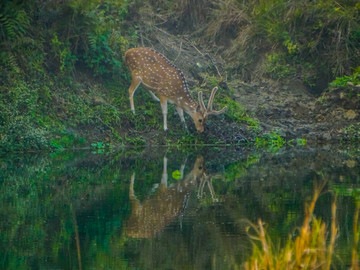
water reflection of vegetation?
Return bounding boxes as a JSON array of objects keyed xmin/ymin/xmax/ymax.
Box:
[
  {"xmin": 246, "ymin": 183, "xmax": 360, "ymax": 270},
  {"xmin": 245, "ymin": 180, "xmax": 338, "ymax": 269},
  {"xmin": 0, "ymin": 147, "xmax": 360, "ymax": 269}
]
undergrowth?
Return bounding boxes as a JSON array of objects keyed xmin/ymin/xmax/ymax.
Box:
[
  {"xmin": 0, "ymin": 0, "xmax": 258, "ymax": 152},
  {"xmin": 148, "ymin": 0, "xmax": 360, "ymax": 91},
  {"xmin": 329, "ymin": 66, "xmax": 360, "ymax": 91},
  {"xmin": 1, "ymin": 0, "xmax": 359, "ymax": 152}
]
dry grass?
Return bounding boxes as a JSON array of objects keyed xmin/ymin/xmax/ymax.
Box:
[
  {"xmin": 351, "ymin": 201, "xmax": 360, "ymax": 270},
  {"xmin": 244, "ymin": 181, "xmax": 339, "ymax": 270},
  {"xmin": 205, "ymin": 0, "xmax": 250, "ymax": 44}
]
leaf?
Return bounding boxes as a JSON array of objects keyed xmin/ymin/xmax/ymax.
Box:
[{"xmin": 172, "ymin": 170, "xmax": 181, "ymax": 180}]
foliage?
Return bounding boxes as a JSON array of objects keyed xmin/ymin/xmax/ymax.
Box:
[
  {"xmin": 176, "ymin": 133, "xmax": 203, "ymax": 146},
  {"xmin": 329, "ymin": 66, "xmax": 360, "ymax": 88},
  {"xmin": 339, "ymin": 123, "xmax": 360, "ymax": 143},
  {"xmin": 255, "ymin": 131, "xmax": 286, "ymax": 150},
  {"xmin": 265, "ymin": 53, "xmax": 297, "ymax": 80},
  {"xmin": 51, "ymin": 132, "xmax": 86, "ymax": 150},
  {"xmin": 223, "ymin": 154, "xmax": 260, "ymax": 181},
  {"xmin": 124, "ymin": 135, "xmax": 146, "ymax": 146},
  {"xmin": 220, "ymin": 96, "xmax": 259, "ymax": 129},
  {"xmin": 0, "ymin": 0, "xmax": 140, "ymax": 152},
  {"xmin": 0, "ymin": 1, "xmax": 30, "ymax": 41},
  {"xmin": 295, "ymin": 138, "xmax": 307, "ymax": 146}
]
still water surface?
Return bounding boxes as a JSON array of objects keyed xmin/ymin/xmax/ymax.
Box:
[{"xmin": 0, "ymin": 146, "xmax": 359, "ymax": 269}]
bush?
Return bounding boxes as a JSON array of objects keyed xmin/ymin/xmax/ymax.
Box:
[{"xmin": 0, "ymin": 0, "xmax": 138, "ymax": 152}]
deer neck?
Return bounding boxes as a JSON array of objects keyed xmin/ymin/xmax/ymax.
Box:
[{"xmin": 177, "ymin": 96, "xmax": 198, "ymax": 114}]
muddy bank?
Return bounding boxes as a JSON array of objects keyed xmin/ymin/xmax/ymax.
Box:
[{"xmin": 232, "ymin": 80, "xmax": 359, "ymax": 143}]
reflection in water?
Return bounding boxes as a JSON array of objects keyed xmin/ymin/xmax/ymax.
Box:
[
  {"xmin": 125, "ymin": 155, "xmax": 221, "ymax": 239},
  {"xmin": 245, "ymin": 180, "xmax": 338, "ymax": 269},
  {"xmin": 0, "ymin": 147, "xmax": 360, "ymax": 269},
  {"xmin": 71, "ymin": 205, "xmax": 83, "ymax": 270},
  {"xmin": 352, "ymin": 201, "xmax": 360, "ymax": 269},
  {"xmin": 126, "ymin": 156, "xmax": 207, "ymax": 238}
]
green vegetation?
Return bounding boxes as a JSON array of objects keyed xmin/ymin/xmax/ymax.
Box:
[
  {"xmin": 330, "ymin": 67, "xmax": 360, "ymax": 88},
  {"xmin": 0, "ymin": 0, "xmax": 138, "ymax": 152},
  {"xmin": 340, "ymin": 123, "xmax": 360, "ymax": 143},
  {"xmin": 255, "ymin": 131, "xmax": 286, "ymax": 149},
  {"xmin": 150, "ymin": 0, "xmax": 360, "ymax": 90},
  {"xmin": 254, "ymin": 132, "xmax": 307, "ymax": 151},
  {"xmin": 204, "ymin": 0, "xmax": 360, "ymax": 90},
  {"xmin": 222, "ymin": 97, "xmax": 260, "ymax": 129},
  {"xmin": 329, "ymin": 66, "xmax": 360, "ymax": 102},
  {"xmin": 0, "ymin": 0, "xmax": 257, "ymax": 152},
  {"xmin": 1, "ymin": 0, "xmax": 359, "ymax": 152}
]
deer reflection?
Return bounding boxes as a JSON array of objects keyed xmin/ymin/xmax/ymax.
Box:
[{"xmin": 125, "ymin": 155, "xmax": 217, "ymax": 238}]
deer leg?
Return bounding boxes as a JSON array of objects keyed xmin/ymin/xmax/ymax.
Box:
[
  {"xmin": 148, "ymin": 91, "xmax": 160, "ymax": 102},
  {"xmin": 176, "ymin": 107, "xmax": 188, "ymax": 131},
  {"xmin": 129, "ymin": 173, "xmax": 136, "ymax": 199},
  {"xmin": 179, "ymin": 158, "xmax": 187, "ymax": 180},
  {"xmin": 128, "ymin": 76, "xmax": 142, "ymax": 114},
  {"xmin": 129, "ymin": 172, "xmax": 142, "ymax": 214},
  {"xmin": 206, "ymin": 177, "xmax": 217, "ymax": 202},
  {"xmin": 161, "ymin": 156, "xmax": 168, "ymax": 188},
  {"xmin": 160, "ymin": 97, "xmax": 168, "ymax": 131}
]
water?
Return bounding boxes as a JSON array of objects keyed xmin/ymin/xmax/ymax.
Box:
[{"xmin": 0, "ymin": 146, "xmax": 359, "ymax": 269}]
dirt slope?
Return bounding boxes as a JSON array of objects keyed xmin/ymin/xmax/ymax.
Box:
[{"xmin": 134, "ymin": 27, "xmax": 358, "ymax": 144}]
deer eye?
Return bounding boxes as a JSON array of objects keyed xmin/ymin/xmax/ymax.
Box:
[{"xmin": 198, "ymin": 119, "xmax": 203, "ymax": 123}]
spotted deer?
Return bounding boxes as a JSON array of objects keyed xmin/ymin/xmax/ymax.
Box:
[
  {"xmin": 125, "ymin": 47, "xmax": 227, "ymax": 132},
  {"xmin": 125, "ymin": 155, "xmax": 214, "ymax": 238}
]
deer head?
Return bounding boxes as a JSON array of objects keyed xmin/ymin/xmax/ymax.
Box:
[{"xmin": 125, "ymin": 47, "xmax": 227, "ymax": 132}]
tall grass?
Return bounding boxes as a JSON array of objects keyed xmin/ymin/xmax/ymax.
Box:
[
  {"xmin": 132, "ymin": 0, "xmax": 360, "ymax": 89},
  {"xmin": 244, "ymin": 181, "xmax": 339, "ymax": 270},
  {"xmin": 351, "ymin": 200, "xmax": 360, "ymax": 270}
]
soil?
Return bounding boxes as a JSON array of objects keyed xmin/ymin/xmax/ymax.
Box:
[{"xmin": 230, "ymin": 79, "xmax": 351, "ymax": 143}]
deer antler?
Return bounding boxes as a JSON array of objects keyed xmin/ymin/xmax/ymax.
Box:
[
  {"xmin": 198, "ymin": 91, "xmax": 206, "ymax": 114},
  {"xmin": 198, "ymin": 87, "xmax": 227, "ymax": 116}
]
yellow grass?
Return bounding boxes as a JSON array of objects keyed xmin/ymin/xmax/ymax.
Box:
[
  {"xmin": 244, "ymin": 181, "xmax": 339, "ymax": 270},
  {"xmin": 351, "ymin": 201, "xmax": 360, "ymax": 270}
]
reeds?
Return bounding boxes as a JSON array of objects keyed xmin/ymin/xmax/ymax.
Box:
[
  {"xmin": 244, "ymin": 181, "xmax": 339, "ymax": 270},
  {"xmin": 351, "ymin": 200, "xmax": 360, "ymax": 270}
]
